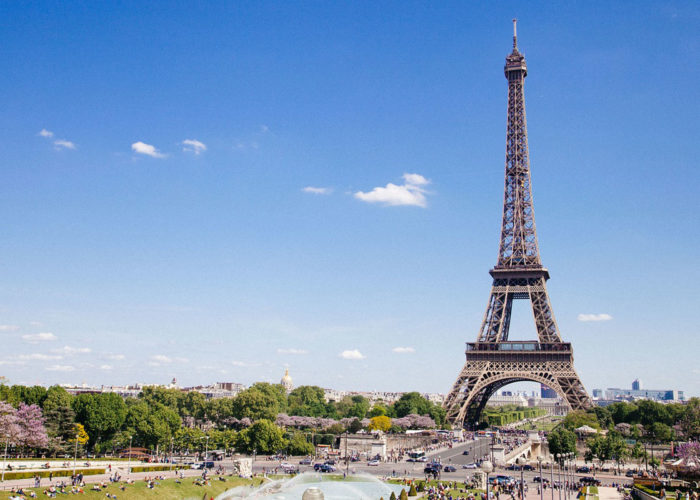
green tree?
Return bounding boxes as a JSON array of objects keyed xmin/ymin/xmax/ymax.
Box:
[
  {"xmin": 561, "ymin": 410, "xmax": 600, "ymax": 431},
  {"xmin": 645, "ymin": 422, "xmax": 674, "ymax": 443},
  {"xmin": 679, "ymin": 398, "xmax": 700, "ymax": 440},
  {"xmin": 233, "ymin": 387, "xmax": 281, "ymax": 421},
  {"xmin": 235, "ymin": 419, "xmax": 287, "ymax": 454},
  {"xmin": 368, "ymin": 405, "xmax": 388, "ymax": 418},
  {"xmin": 287, "ymin": 432, "xmax": 314, "ymax": 456},
  {"xmin": 44, "ymin": 403, "xmax": 76, "ymax": 457},
  {"xmin": 73, "ymin": 393, "xmax": 127, "ymax": 449},
  {"xmin": 336, "ymin": 395, "xmax": 370, "ymax": 420},
  {"xmin": 547, "ymin": 427, "xmax": 577, "ymax": 459},
  {"xmin": 42, "ymin": 386, "xmax": 74, "ymax": 414},
  {"xmin": 348, "ymin": 418, "xmax": 363, "ymax": 434},
  {"xmin": 288, "ymin": 386, "xmax": 331, "ymax": 417}
]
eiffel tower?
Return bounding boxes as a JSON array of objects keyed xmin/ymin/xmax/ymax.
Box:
[{"xmin": 444, "ymin": 21, "xmax": 591, "ymax": 428}]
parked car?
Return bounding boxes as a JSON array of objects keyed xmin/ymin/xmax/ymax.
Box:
[
  {"xmin": 625, "ymin": 470, "xmax": 635, "ymax": 478},
  {"xmin": 576, "ymin": 466, "xmax": 591, "ymax": 473},
  {"xmin": 523, "ymin": 465, "xmax": 534, "ymax": 471},
  {"xmin": 313, "ymin": 463, "xmax": 324, "ymax": 471},
  {"xmin": 533, "ymin": 476, "xmax": 549, "ymax": 483},
  {"xmin": 506, "ymin": 464, "xmax": 520, "ymax": 471},
  {"xmin": 368, "ymin": 460, "xmax": 380, "ymax": 466},
  {"xmin": 443, "ymin": 466, "xmax": 457, "ymax": 472},
  {"xmin": 463, "ymin": 463, "xmax": 478, "ymax": 469},
  {"xmin": 579, "ymin": 477, "xmax": 601, "ymax": 486},
  {"xmin": 299, "ymin": 458, "xmax": 312, "ymax": 465},
  {"xmin": 463, "ymin": 450, "xmax": 471, "ymax": 455},
  {"xmin": 319, "ymin": 464, "xmax": 335, "ymax": 473}
]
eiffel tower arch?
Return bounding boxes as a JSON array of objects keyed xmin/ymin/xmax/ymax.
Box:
[{"xmin": 444, "ymin": 21, "xmax": 591, "ymax": 428}]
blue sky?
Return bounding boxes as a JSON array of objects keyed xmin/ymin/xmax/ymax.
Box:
[{"xmin": 0, "ymin": 2, "xmax": 698, "ymax": 397}]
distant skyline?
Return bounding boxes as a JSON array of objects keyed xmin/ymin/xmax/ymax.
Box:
[{"xmin": 0, "ymin": 2, "xmax": 698, "ymax": 397}]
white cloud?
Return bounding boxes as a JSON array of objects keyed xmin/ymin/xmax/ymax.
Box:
[
  {"xmin": 99, "ymin": 364, "xmax": 113, "ymax": 370},
  {"xmin": 354, "ymin": 173, "xmax": 432, "ymax": 207},
  {"xmin": 150, "ymin": 354, "xmax": 173, "ymax": 363},
  {"xmin": 276, "ymin": 348, "xmax": 309, "ymax": 355},
  {"xmin": 339, "ymin": 349, "xmax": 366, "ymax": 360},
  {"xmin": 45, "ymin": 365, "xmax": 75, "ymax": 372},
  {"xmin": 260, "ymin": 125, "xmax": 269, "ymax": 133},
  {"xmin": 0, "ymin": 325, "xmax": 20, "ymax": 332},
  {"xmin": 22, "ymin": 332, "xmax": 57, "ymax": 343},
  {"xmin": 19, "ymin": 353, "xmax": 63, "ymax": 360},
  {"xmin": 577, "ymin": 313, "xmax": 613, "ymax": 322},
  {"xmin": 54, "ymin": 139, "xmax": 76, "ymax": 150},
  {"xmin": 182, "ymin": 139, "xmax": 207, "ymax": 155},
  {"xmin": 38, "ymin": 129, "xmax": 54, "ymax": 138},
  {"xmin": 106, "ymin": 353, "xmax": 125, "ymax": 360},
  {"xmin": 131, "ymin": 141, "xmax": 166, "ymax": 158},
  {"xmin": 302, "ymin": 186, "xmax": 332, "ymax": 195},
  {"xmin": 392, "ymin": 346, "xmax": 416, "ymax": 354},
  {"xmin": 231, "ymin": 360, "xmax": 260, "ymax": 367},
  {"xmin": 53, "ymin": 346, "xmax": 91, "ymax": 355}
]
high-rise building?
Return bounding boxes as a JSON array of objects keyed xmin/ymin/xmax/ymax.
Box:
[
  {"xmin": 541, "ymin": 384, "xmax": 558, "ymax": 399},
  {"xmin": 632, "ymin": 379, "xmax": 642, "ymax": 391}
]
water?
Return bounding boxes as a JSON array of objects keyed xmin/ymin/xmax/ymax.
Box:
[{"xmin": 215, "ymin": 472, "xmax": 408, "ymax": 500}]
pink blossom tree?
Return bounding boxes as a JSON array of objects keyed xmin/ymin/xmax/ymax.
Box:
[
  {"xmin": 1, "ymin": 401, "xmax": 21, "ymax": 481},
  {"xmin": 15, "ymin": 403, "xmax": 49, "ymax": 450}
]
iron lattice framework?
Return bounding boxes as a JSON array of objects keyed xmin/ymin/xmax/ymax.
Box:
[{"xmin": 444, "ymin": 21, "xmax": 591, "ymax": 427}]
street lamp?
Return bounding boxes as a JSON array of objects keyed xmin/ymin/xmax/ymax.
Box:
[
  {"xmin": 537, "ymin": 456, "xmax": 544, "ymax": 500},
  {"xmin": 201, "ymin": 436, "xmax": 210, "ymax": 467},
  {"xmin": 127, "ymin": 436, "xmax": 133, "ymax": 476},
  {"xmin": 556, "ymin": 454, "xmax": 562, "ymax": 500},
  {"xmin": 481, "ymin": 460, "xmax": 494, "ymax": 499},
  {"xmin": 516, "ymin": 457, "xmax": 526, "ymax": 500},
  {"xmin": 1, "ymin": 439, "xmax": 9, "ymax": 483},
  {"xmin": 73, "ymin": 436, "xmax": 79, "ymax": 476},
  {"xmin": 549, "ymin": 460, "xmax": 554, "ymax": 500},
  {"xmin": 169, "ymin": 437, "xmax": 174, "ymax": 472}
]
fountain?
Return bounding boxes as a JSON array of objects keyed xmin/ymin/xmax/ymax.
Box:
[{"xmin": 215, "ymin": 472, "xmax": 408, "ymax": 500}]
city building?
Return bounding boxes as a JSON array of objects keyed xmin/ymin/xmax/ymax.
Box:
[
  {"xmin": 540, "ymin": 384, "xmax": 557, "ymax": 399},
  {"xmin": 632, "ymin": 379, "xmax": 642, "ymax": 391},
  {"xmin": 592, "ymin": 380, "xmax": 684, "ymax": 403}
]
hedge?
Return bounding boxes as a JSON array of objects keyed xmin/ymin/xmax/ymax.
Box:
[
  {"xmin": 1, "ymin": 468, "xmax": 105, "ymax": 480},
  {"xmin": 129, "ymin": 465, "xmax": 175, "ymax": 473}
]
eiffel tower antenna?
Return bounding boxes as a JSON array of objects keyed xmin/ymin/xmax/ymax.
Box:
[{"xmin": 443, "ymin": 22, "xmax": 591, "ymax": 428}]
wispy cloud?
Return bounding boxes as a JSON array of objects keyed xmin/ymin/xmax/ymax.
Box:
[
  {"xmin": 99, "ymin": 364, "xmax": 113, "ymax": 370},
  {"xmin": 22, "ymin": 332, "xmax": 57, "ymax": 343},
  {"xmin": 182, "ymin": 139, "xmax": 207, "ymax": 155},
  {"xmin": 302, "ymin": 186, "xmax": 332, "ymax": 195},
  {"xmin": 0, "ymin": 325, "xmax": 20, "ymax": 332},
  {"xmin": 339, "ymin": 349, "xmax": 366, "ymax": 360},
  {"xmin": 276, "ymin": 348, "xmax": 308, "ymax": 355},
  {"xmin": 392, "ymin": 346, "xmax": 415, "ymax": 354},
  {"xmin": 19, "ymin": 353, "xmax": 63, "ymax": 361},
  {"xmin": 45, "ymin": 365, "xmax": 75, "ymax": 372},
  {"xmin": 106, "ymin": 353, "xmax": 125, "ymax": 361},
  {"xmin": 231, "ymin": 360, "xmax": 261, "ymax": 367},
  {"xmin": 132, "ymin": 141, "xmax": 166, "ymax": 158},
  {"xmin": 354, "ymin": 173, "xmax": 431, "ymax": 207},
  {"xmin": 148, "ymin": 354, "xmax": 187, "ymax": 366},
  {"xmin": 577, "ymin": 313, "xmax": 613, "ymax": 322},
  {"xmin": 54, "ymin": 139, "xmax": 76, "ymax": 150},
  {"xmin": 39, "ymin": 129, "xmax": 54, "ymax": 138},
  {"xmin": 53, "ymin": 346, "xmax": 91, "ymax": 355}
]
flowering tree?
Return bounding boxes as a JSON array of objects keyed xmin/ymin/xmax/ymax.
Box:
[
  {"xmin": 16, "ymin": 403, "xmax": 49, "ymax": 449},
  {"xmin": 1, "ymin": 401, "xmax": 21, "ymax": 481}
]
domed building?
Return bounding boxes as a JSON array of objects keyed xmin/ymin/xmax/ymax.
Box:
[{"xmin": 280, "ymin": 368, "xmax": 294, "ymax": 393}]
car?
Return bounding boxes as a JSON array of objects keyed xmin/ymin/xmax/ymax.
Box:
[
  {"xmin": 429, "ymin": 462, "xmax": 443, "ymax": 471},
  {"xmin": 325, "ymin": 459, "xmax": 336, "ymax": 465},
  {"xmin": 424, "ymin": 466, "xmax": 439, "ymax": 474},
  {"xmin": 579, "ymin": 477, "xmax": 601, "ymax": 486},
  {"xmin": 319, "ymin": 464, "xmax": 335, "ymax": 473},
  {"xmin": 313, "ymin": 463, "xmax": 324, "ymax": 471},
  {"xmin": 533, "ymin": 476, "xmax": 549, "ymax": 483},
  {"xmin": 463, "ymin": 450, "xmax": 471, "ymax": 455},
  {"xmin": 523, "ymin": 465, "xmax": 535, "ymax": 471},
  {"xmin": 463, "ymin": 463, "xmax": 478, "ymax": 469},
  {"xmin": 506, "ymin": 464, "xmax": 520, "ymax": 471},
  {"xmin": 280, "ymin": 462, "xmax": 292, "ymax": 468},
  {"xmin": 495, "ymin": 475, "xmax": 515, "ymax": 485},
  {"xmin": 299, "ymin": 458, "xmax": 312, "ymax": 465},
  {"xmin": 625, "ymin": 470, "xmax": 635, "ymax": 478},
  {"xmin": 443, "ymin": 466, "xmax": 457, "ymax": 472},
  {"xmin": 368, "ymin": 460, "xmax": 380, "ymax": 466},
  {"xmin": 576, "ymin": 466, "xmax": 591, "ymax": 473}
]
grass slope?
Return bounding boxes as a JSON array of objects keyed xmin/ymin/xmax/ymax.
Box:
[{"xmin": 0, "ymin": 476, "xmax": 264, "ymax": 500}]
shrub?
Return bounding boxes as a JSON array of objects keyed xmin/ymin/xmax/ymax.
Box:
[
  {"xmin": 129, "ymin": 465, "xmax": 175, "ymax": 473},
  {"xmin": 390, "ymin": 492, "xmax": 397, "ymax": 500},
  {"xmin": 1, "ymin": 468, "xmax": 105, "ymax": 480},
  {"xmin": 409, "ymin": 483, "xmax": 418, "ymax": 496},
  {"xmin": 400, "ymin": 489, "xmax": 408, "ymax": 500}
]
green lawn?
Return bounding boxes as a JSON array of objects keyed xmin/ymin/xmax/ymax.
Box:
[{"xmin": 0, "ymin": 476, "xmax": 264, "ymax": 500}]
